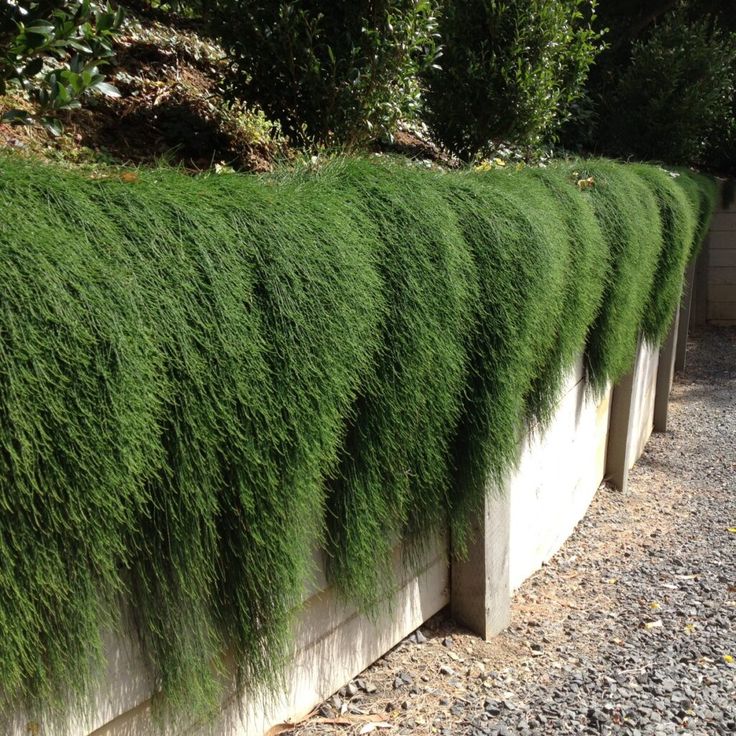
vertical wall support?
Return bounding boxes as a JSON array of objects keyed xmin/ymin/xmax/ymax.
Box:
[
  {"xmin": 605, "ymin": 368, "xmax": 636, "ymax": 494},
  {"xmin": 451, "ymin": 491, "xmax": 510, "ymax": 640},
  {"xmin": 653, "ymin": 310, "xmax": 680, "ymax": 433},
  {"xmin": 675, "ymin": 260, "xmax": 697, "ymax": 373}
]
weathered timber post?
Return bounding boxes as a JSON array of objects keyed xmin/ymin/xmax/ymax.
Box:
[
  {"xmin": 605, "ymin": 366, "xmax": 636, "ymax": 494},
  {"xmin": 654, "ymin": 310, "xmax": 680, "ymax": 432},
  {"xmin": 675, "ymin": 260, "xmax": 697, "ymax": 373},
  {"xmin": 450, "ymin": 491, "xmax": 510, "ymax": 640}
]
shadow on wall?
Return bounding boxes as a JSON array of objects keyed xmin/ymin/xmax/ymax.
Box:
[{"xmin": 74, "ymin": 538, "xmax": 449, "ymax": 736}]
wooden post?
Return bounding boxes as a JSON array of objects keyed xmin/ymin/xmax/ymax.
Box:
[
  {"xmin": 451, "ymin": 491, "xmax": 510, "ymax": 640},
  {"xmin": 605, "ymin": 367, "xmax": 636, "ymax": 494},
  {"xmin": 654, "ymin": 311, "xmax": 680, "ymax": 432},
  {"xmin": 675, "ymin": 260, "xmax": 696, "ymax": 373}
]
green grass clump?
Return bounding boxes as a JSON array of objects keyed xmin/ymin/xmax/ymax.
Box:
[
  {"xmin": 631, "ymin": 165, "xmax": 697, "ymax": 345},
  {"xmin": 562, "ymin": 160, "xmax": 665, "ymax": 393},
  {"xmin": 0, "ymin": 153, "xmax": 714, "ymax": 728},
  {"xmin": 672, "ymin": 168, "xmax": 719, "ymax": 260},
  {"xmin": 524, "ymin": 168, "xmax": 609, "ymax": 426},
  {"xmin": 0, "ymin": 157, "xmax": 384, "ymax": 722},
  {"xmin": 323, "ymin": 160, "xmax": 478, "ymax": 610},
  {"xmin": 436, "ymin": 169, "xmax": 568, "ymax": 549}
]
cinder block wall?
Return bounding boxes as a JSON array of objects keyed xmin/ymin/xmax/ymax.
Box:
[{"xmin": 703, "ymin": 185, "xmax": 736, "ymax": 326}]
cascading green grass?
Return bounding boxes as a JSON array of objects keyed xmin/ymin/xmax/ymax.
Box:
[
  {"xmin": 524, "ymin": 167, "xmax": 609, "ymax": 427},
  {"xmin": 558, "ymin": 159, "xmax": 666, "ymax": 394},
  {"xmin": 435, "ymin": 169, "xmax": 570, "ymax": 549},
  {"xmin": 0, "ymin": 158, "xmax": 385, "ymax": 724},
  {"xmin": 632, "ymin": 165, "xmax": 697, "ymax": 346},
  {"xmin": 673, "ymin": 168, "xmax": 719, "ymax": 260},
  {"xmin": 0, "ymin": 153, "xmax": 715, "ymax": 729},
  {"xmin": 322, "ymin": 160, "xmax": 479, "ymax": 610}
]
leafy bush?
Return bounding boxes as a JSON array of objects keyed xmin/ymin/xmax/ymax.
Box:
[
  {"xmin": 209, "ymin": 0, "xmax": 439, "ymax": 145},
  {"xmin": 594, "ymin": 10, "xmax": 736, "ymax": 164},
  {"xmin": 704, "ymin": 84, "xmax": 736, "ymax": 174},
  {"xmin": 423, "ymin": 0, "xmax": 603, "ymax": 159},
  {"xmin": 0, "ymin": 0, "xmax": 124, "ymax": 134},
  {"xmin": 0, "ymin": 153, "xmax": 715, "ymax": 728}
]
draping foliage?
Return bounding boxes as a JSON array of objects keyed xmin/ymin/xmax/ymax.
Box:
[{"xmin": 0, "ymin": 154, "xmax": 715, "ymax": 727}]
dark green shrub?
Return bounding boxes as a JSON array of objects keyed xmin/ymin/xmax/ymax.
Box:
[
  {"xmin": 424, "ymin": 0, "xmax": 602, "ymax": 159},
  {"xmin": 597, "ymin": 11, "xmax": 736, "ymax": 164},
  {"xmin": 0, "ymin": 1, "xmax": 124, "ymax": 134},
  {"xmin": 704, "ymin": 85, "xmax": 736, "ymax": 175},
  {"xmin": 209, "ymin": 0, "xmax": 440, "ymax": 145}
]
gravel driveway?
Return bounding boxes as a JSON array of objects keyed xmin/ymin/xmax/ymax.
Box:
[{"xmin": 292, "ymin": 326, "xmax": 736, "ymax": 736}]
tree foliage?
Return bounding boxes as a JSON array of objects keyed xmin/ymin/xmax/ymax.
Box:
[
  {"xmin": 598, "ymin": 11, "xmax": 736, "ymax": 164},
  {"xmin": 566, "ymin": 0, "xmax": 736, "ymax": 171},
  {"xmin": 209, "ymin": 0, "xmax": 440, "ymax": 145},
  {"xmin": 423, "ymin": 0, "xmax": 603, "ymax": 159},
  {"xmin": 0, "ymin": 0, "xmax": 124, "ymax": 134}
]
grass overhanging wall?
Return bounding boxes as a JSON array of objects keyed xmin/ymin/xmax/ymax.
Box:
[{"xmin": 0, "ymin": 153, "xmax": 716, "ymax": 727}]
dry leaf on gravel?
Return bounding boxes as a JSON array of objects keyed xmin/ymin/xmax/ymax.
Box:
[{"xmin": 358, "ymin": 723, "xmax": 393, "ymax": 734}]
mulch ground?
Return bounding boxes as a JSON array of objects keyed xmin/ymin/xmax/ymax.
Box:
[{"xmin": 288, "ymin": 327, "xmax": 736, "ymax": 736}]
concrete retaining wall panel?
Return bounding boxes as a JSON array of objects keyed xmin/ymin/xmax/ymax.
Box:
[
  {"xmin": 508, "ymin": 367, "xmax": 611, "ymax": 591},
  {"xmin": 10, "ymin": 540, "xmax": 449, "ymax": 736},
  {"xmin": 9, "ymin": 343, "xmax": 671, "ymax": 736}
]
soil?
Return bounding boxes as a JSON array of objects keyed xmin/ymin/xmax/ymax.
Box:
[{"xmin": 0, "ymin": 16, "xmax": 285, "ymax": 172}]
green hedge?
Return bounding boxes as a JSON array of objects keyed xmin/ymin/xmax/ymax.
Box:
[{"xmin": 0, "ymin": 154, "xmax": 715, "ymax": 725}]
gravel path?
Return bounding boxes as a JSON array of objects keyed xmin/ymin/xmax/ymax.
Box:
[{"xmin": 292, "ymin": 327, "xmax": 736, "ymax": 736}]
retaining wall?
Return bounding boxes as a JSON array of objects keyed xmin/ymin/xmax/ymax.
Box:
[
  {"xmin": 507, "ymin": 359, "xmax": 611, "ymax": 591},
  {"xmin": 707, "ymin": 194, "xmax": 736, "ymax": 325},
  {"xmin": 11, "ymin": 336, "xmax": 676, "ymax": 736},
  {"xmin": 11, "ymin": 539, "xmax": 449, "ymax": 736}
]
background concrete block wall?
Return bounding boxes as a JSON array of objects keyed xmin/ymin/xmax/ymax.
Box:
[{"xmin": 692, "ymin": 183, "xmax": 736, "ymax": 328}]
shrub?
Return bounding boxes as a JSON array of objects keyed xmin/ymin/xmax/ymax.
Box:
[
  {"xmin": 0, "ymin": 153, "xmax": 715, "ymax": 728},
  {"xmin": 597, "ymin": 11, "xmax": 736, "ymax": 164},
  {"xmin": 209, "ymin": 0, "xmax": 440, "ymax": 146},
  {"xmin": 0, "ymin": 1, "xmax": 124, "ymax": 134},
  {"xmin": 704, "ymin": 85, "xmax": 736, "ymax": 175},
  {"xmin": 423, "ymin": 0, "xmax": 602, "ymax": 159}
]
